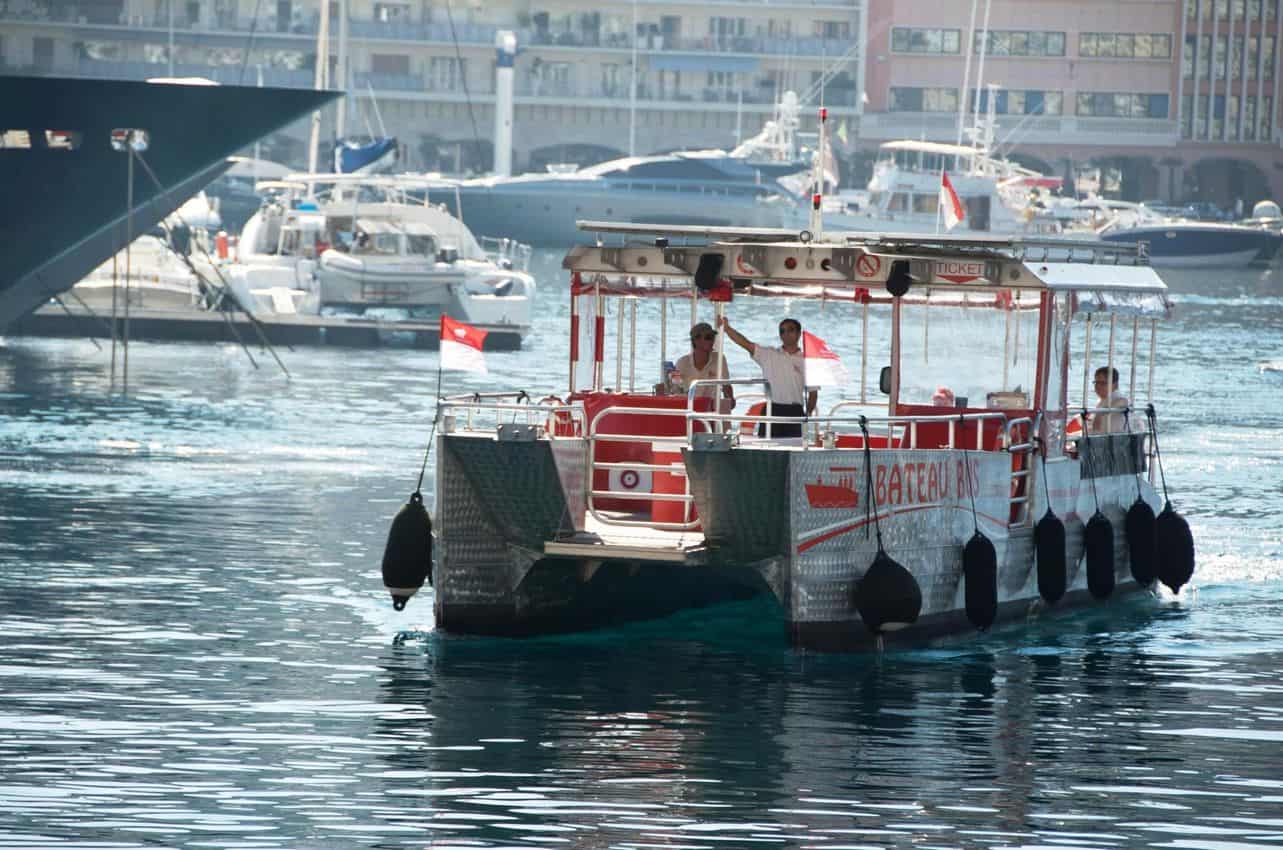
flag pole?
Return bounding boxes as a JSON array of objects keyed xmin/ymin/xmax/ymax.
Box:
[{"xmin": 414, "ymin": 318, "xmax": 449, "ymax": 496}]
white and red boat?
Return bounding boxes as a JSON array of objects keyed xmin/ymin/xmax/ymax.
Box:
[{"xmin": 417, "ymin": 221, "xmax": 1195, "ymax": 650}]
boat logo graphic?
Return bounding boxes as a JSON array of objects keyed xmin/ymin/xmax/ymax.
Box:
[{"xmin": 804, "ymin": 467, "xmax": 860, "ymax": 509}]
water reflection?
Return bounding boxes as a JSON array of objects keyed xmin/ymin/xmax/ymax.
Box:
[{"xmin": 1, "ymin": 260, "xmax": 1282, "ymax": 848}]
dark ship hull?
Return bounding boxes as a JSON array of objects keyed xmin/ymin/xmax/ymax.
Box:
[{"xmin": 0, "ymin": 74, "xmax": 337, "ymax": 328}]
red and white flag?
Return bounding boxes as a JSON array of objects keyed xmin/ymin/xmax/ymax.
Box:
[
  {"xmin": 440, "ymin": 315, "xmax": 488, "ymax": 374},
  {"xmin": 939, "ymin": 170, "xmax": 966, "ymax": 231},
  {"xmin": 802, "ymin": 331, "xmax": 849, "ymax": 388}
]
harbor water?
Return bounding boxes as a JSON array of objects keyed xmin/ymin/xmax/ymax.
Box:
[{"xmin": 1, "ymin": 253, "xmax": 1282, "ymax": 848}]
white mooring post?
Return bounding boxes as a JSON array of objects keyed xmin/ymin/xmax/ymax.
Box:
[{"xmin": 493, "ymin": 31, "xmax": 517, "ymax": 178}]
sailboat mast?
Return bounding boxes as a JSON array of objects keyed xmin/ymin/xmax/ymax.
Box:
[
  {"xmin": 307, "ymin": 0, "xmax": 332, "ymax": 179},
  {"xmin": 336, "ymin": 0, "xmax": 349, "ymax": 141}
]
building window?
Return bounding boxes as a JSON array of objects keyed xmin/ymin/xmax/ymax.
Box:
[
  {"xmin": 1080, "ymin": 33, "xmax": 1172, "ymax": 59},
  {"xmin": 371, "ymin": 54, "xmax": 410, "ymax": 75},
  {"xmin": 975, "ymin": 89, "xmax": 1063, "ymax": 116},
  {"xmin": 1075, "ymin": 91, "xmax": 1170, "ymax": 119},
  {"xmin": 975, "ymin": 30, "xmax": 1065, "ymax": 57},
  {"xmin": 373, "ymin": 2, "xmax": 408, "ymax": 23},
  {"xmin": 889, "ymin": 87, "xmax": 959, "ymax": 112},
  {"xmin": 815, "ymin": 20, "xmax": 849, "ymax": 39},
  {"xmin": 429, "ymin": 57, "xmax": 464, "ymax": 90},
  {"xmin": 891, "ymin": 28, "xmax": 962, "ymax": 54}
]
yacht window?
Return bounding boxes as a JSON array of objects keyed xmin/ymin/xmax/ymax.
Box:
[
  {"xmin": 0, "ymin": 130, "xmax": 32, "ymax": 149},
  {"xmin": 373, "ymin": 233, "xmax": 399, "ymax": 254},
  {"xmin": 407, "ymin": 234, "xmax": 436, "ymax": 256},
  {"xmin": 912, "ymin": 194, "xmax": 939, "ymax": 214},
  {"xmin": 887, "ymin": 193, "xmax": 909, "ymax": 212},
  {"xmin": 44, "ymin": 130, "xmax": 82, "ymax": 150}
]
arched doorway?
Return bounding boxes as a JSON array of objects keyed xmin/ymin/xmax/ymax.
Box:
[
  {"xmin": 1189, "ymin": 157, "xmax": 1271, "ymax": 210},
  {"xmin": 1082, "ymin": 155, "xmax": 1160, "ymax": 202}
]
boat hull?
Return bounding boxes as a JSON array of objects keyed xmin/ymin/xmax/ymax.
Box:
[
  {"xmin": 432, "ymin": 430, "xmax": 1161, "ymax": 651},
  {"xmin": 1100, "ymin": 223, "xmax": 1280, "ymax": 268},
  {"xmin": 444, "ymin": 185, "xmax": 796, "ymax": 247}
]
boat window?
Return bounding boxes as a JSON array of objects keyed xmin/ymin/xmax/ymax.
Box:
[
  {"xmin": 44, "ymin": 130, "xmax": 82, "ymax": 150},
  {"xmin": 912, "ymin": 194, "xmax": 939, "ymax": 214},
  {"xmin": 623, "ymin": 159, "xmax": 728, "ymax": 180},
  {"xmin": 0, "ymin": 130, "xmax": 32, "ymax": 149},
  {"xmin": 407, "ymin": 234, "xmax": 436, "ymax": 256},
  {"xmin": 887, "ymin": 193, "xmax": 909, "ymax": 212},
  {"xmin": 373, "ymin": 233, "xmax": 399, "ymax": 254},
  {"xmin": 898, "ymin": 297, "xmax": 1040, "ymax": 410}
]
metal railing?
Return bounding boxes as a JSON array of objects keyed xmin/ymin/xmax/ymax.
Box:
[{"xmin": 477, "ymin": 236, "xmax": 533, "ymax": 273}]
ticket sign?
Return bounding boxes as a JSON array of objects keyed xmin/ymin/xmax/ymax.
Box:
[{"xmin": 930, "ymin": 259, "xmax": 1003, "ymax": 285}]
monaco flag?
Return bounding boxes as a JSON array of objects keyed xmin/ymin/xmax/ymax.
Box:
[
  {"xmin": 802, "ymin": 331, "xmax": 849, "ymax": 388},
  {"xmin": 939, "ymin": 170, "xmax": 966, "ymax": 231},
  {"xmin": 440, "ymin": 315, "xmax": 488, "ymax": 373}
]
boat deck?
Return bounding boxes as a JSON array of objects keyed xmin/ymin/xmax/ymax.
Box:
[{"xmin": 545, "ymin": 512, "xmax": 709, "ymax": 565}]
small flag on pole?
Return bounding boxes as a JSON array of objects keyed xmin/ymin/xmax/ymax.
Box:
[
  {"xmin": 939, "ymin": 171, "xmax": 966, "ymax": 231},
  {"xmin": 440, "ymin": 315, "xmax": 488, "ymax": 373},
  {"xmin": 802, "ymin": 331, "xmax": 849, "ymax": 388}
]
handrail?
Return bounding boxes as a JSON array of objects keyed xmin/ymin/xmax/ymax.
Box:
[{"xmin": 586, "ymin": 404, "xmax": 699, "ymax": 531}]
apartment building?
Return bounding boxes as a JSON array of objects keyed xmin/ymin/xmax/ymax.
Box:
[
  {"xmin": 865, "ymin": 0, "xmax": 1283, "ymax": 206},
  {"xmin": 5, "ymin": 0, "xmax": 1279, "ymax": 203},
  {"xmin": 0, "ymin": 0, "xmax": 864, "ymax": 173}
]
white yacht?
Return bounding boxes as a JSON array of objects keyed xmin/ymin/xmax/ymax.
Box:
[
  {"xmin": 70, "ymin": 192, "xmax": 224, "ymax": 312},
  {"xmin": 227, "ymin": 174, "xmax": 536, "ymax": 345},
  {"xmin": 822, "ymin": 139, "xmax": 1064, "ymax": 236}
]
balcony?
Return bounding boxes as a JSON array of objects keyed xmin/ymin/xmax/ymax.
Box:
[
  {"xmin": 353, "ymin": 71, "xmax": 426, "ymax": 92},
  {"xmin": 861, "ymin": 112, "xmax": 1179, "ymax": 148},
  {"xmin": 0, "ymin": 2, "xmax": 853, "ymax": 59}
]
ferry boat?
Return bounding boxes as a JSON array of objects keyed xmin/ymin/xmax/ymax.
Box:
[{"xmin": 410, "ymin": 219, "xmax": 1195, "ymax": 650}]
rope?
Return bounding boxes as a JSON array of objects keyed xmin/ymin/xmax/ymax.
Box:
[
  {"xmin": 1125, "ymin": 407, "xmax": 1144, "ymax": 501},
  {"xmin": 1145, "ymin": 404, "xmax": 1170, "ymax": 502},
  {"xmin": 961, "ymin": 414, "xmax": 978, "ymax": 535},
  {"xmin": 444, "ymin": 0, "xmax": 483, "ymax": 172},
  {"xmin": 1082, "ymin": 406, "xmax": 1102, "ymax": 513},
  {"xmin": 1038, "ymin": 434, "xmax": 1052, "ymax": 508},
  {"xmin": 414, "ymin": 361, "xmax": 445, "ymax": 495},
  {"xmin": 858, "ymin": 416, "xmax": 885, "ymax": 551}
]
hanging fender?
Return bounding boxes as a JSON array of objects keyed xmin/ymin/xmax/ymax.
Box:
[
  {"xmin": 1155, "ymin": 502, "xmax": 1195, "ymax": 594},
  {"xmin": 382, "ymin": 491, "xmax": 433, "ymax": 610},
  {"xmin": 1124, "ymin": 498, "xmax": 1158, "ymax": 587},
  {"xmin": 851, "ymin": 550, "xmax": 922, "ymax": 635},
  {"xmin": 963, "ymin": 530, "xmax": 998, "ymax": 631},
  {"xmin": 1034, "ymin": 508, "xmax": 1067, "ymax": 605},
  {"xmin": 1084, "ymin": 511, "xmax": 1115, "ymax": 600}
]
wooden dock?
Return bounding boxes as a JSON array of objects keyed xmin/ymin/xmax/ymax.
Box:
[{"xmin": 7, "ymin": 303, "xmax": 526, "ymax": 350}]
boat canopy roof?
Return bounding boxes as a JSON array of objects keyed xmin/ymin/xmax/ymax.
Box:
[
  {"xmin": 564, "ymin": 221, "xmax": 1171, "ymax": 317},
  {"xmin": 878, "ymin": 140, "xmax": 980, "ymax": 158}
]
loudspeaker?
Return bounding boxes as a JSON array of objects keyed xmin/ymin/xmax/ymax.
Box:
[
  {"xmin": 886, "ymin": 259, "xmax": 912, "ymax": 296},
  {"xmin": 695, "ymin": 253, "xmax": 724, "ymax": 291}
]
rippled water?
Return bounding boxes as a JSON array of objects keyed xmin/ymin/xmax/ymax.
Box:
[{"xmin": 1, "ymin": 254, "xmax": 1281, "ymax": 848}]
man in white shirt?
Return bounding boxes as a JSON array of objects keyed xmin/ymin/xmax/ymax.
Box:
[
  {"xmin": 719, "ymin": 316, "xmax": 817, "ymax": 438},
  {"xmin": 1090, "ymin": 366, "xmax": 1130, "ymax": 434}
]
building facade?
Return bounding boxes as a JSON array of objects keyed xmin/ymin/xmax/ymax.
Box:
[
  {"xmin": 3, "ymin": 0, "xmax": 1281, "ymax": 204},
  {"xmin": 0, "ymin": 0, "xmax": 863, "ymax": 173},
  {"xmin": 864, "ymin": 0, "xmax": 1283, "ymax": 206}
]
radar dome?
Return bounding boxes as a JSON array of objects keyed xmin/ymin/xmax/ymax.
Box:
[{"xmin": 1251, "ymin": 199, "xmax": 1281, "ymax": 219}]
